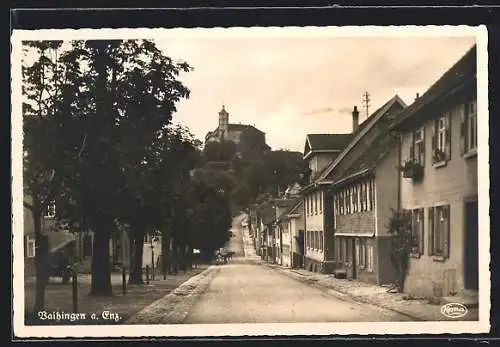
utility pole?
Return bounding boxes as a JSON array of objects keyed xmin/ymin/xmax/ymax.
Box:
[{"xmin": 362, "ymin": 91, "xmax": 371, "ymax": 118}]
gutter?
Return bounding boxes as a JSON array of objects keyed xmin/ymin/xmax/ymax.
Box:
[{"xmin": 331, "ymin": 168, "xmax": 372, "ymax": 189}]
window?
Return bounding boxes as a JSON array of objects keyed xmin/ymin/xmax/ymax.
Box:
[
  {"xmin": 356, "ymin": 239, "xmax": 363, "ymax": 268},
  {"xmin": 366, "ymin": 245, "xmax": 374, "ymax": 272},
  {"xmin": 411, "ymin": 208, "xmax": 425, "ymax": 255},
  {"xmin": 25, "ymin": 236, "xmax": 35, "ymax": 258},
  {"xmin": 369, "ymin": 179, "xmax": 375, "ymax": 211},
  {"xmin": 432, "ymin": 114, "xmax": 451, "ymax": 164},
  {"xmin": 438, "ymin": 117, "xmax": 446, "ymax": 152},
  {"xmin": 340, "ymin": 191, "xmax": 344, "ymax": 215},
  {"xmin": 428, "ymin": 205, "xmax": 450, "ymax": 258},
  {"xmin": 412, "ymin": 127, "xmax": 425, "ymax": 166},
  {"xmin": 314, "ymin": 192, "xmax": 318, "ymax": 214},
  {"xmin": 319, "ymin": 191, "xmax": 323, "ymax": 213},
  {"xmin": 44, "ymin": 201, "xmax": 56, "ymax": 219},
  {"xmin": 353, "ymin": 185, "xmax": 358, "ymax": 213},
  {"xmin": 461, "ymin": 101, "xmax": 477, "ymax": 155},
  {"xmin": 360, "ymin": 183, "xmax": 365, "ymax": 212},
  {"xmin": 319, "ymin": 230, "xmax": 323, "ymax": 251}
]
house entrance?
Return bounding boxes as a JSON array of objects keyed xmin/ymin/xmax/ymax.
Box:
[{"xmin": 464, "ymin": 200, "xmax": 479, "ymax": 290}]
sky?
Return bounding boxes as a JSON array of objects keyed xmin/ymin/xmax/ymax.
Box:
[{"xmin": 154, "ymin": 33, "xmax": 476, "ymax": 153}]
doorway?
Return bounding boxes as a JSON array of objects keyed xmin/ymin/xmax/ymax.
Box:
[{"xmin": 464, "ymin": 200, "xmax": 479, "ymax": 290}]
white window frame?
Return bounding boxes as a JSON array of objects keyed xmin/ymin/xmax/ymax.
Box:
[
  {"xmin": 437, "ymin": 116, "xmax": 447, "ymax": 153},
  {"xmin": 414, "ymin": 127, "xmax": 425, "ymax": 165},
  {"xmin": 26, "ymin": 236, "xmax": 36, "ymax": 258}
]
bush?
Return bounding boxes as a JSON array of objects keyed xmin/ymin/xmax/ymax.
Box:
[{"xmin": 387, "ymin": 209, "xmax": 412, "ymax": 293}]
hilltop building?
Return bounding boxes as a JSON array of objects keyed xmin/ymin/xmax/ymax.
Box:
[{"xmin": 204, "ymin": 105, "xmax": 271, "ymax": 152}]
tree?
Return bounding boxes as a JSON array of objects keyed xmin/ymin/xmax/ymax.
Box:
[
  {"xmin": 22, "ymin": 40, "xmax": 82, "ymax": 311},
  {"xmin": 230, "ymin": 184, "xmax": 252, "ymax": 211},
  {"xmin": 48, "ymin": 39, "xmax": 192, "ymax": 296},
  {"xmin": 387, "ymin": 209, "xmax": 412, "ymax": 293},
  {"xmin": 202, "ymin": 140, "xmax": 237, "ymax": 163}
]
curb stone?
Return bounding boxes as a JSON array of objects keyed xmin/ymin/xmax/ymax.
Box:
[{"xmin": 124, "ymin": 266, "xmax": 220, "ymax": 325}]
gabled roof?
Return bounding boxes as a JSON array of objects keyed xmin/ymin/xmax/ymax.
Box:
[
  {"xmin": 228, "ymin": 123, "xmax": 265, "ymax": 134},
  {"xmin": 315, "ymin": 95, "xmax": 407, "ymax": 183},
  {"xmin": 329, "ymin": 123, "xmax": 399, "ymax": 187},
  {"xmin": 278, "ymin": 198, "xmax": 303, "ymax": 222},
  {"xmin": 303, "ymin": 133, "xmax": 352, "ymax": 160},
  {"xmin": 391, "ymin": 45, "xmax": 477, "ymax": 132},
  {"xmin": 205, "ymin": 123, "xmax": 265, "ymax": 140}
]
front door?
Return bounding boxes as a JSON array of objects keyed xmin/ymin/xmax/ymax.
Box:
[{"xmin": 464, "ymin": 200, "xmax": 479, "ymax": 290}]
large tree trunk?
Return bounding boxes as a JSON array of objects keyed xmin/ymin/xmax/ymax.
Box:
[
  {"xmin": 185, "ymin": 244, "xmax": 193, "ymax": 270},
  {"xmin": 89, "ymin": 226, "xmax": 112, "ymax": 296},
  {"xmin": 129, "ymin": 234, "xmax": 144, "ymax": 284},
  {"xmin": 161, "ymin": 231, "xmax": 172, "ymax": 277},
  {"xmin": 33, "ymin": 206, "xmax": 49, "ymax": 312}
]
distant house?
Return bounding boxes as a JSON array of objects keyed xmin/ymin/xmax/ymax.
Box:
[
  {"xmin": 300, "ymin": 132, "xmax": 353, "ymax": 273},
  {"xmin": 23, "ymin": 197, "xmax": 76, "ymax": 278},
  {"xmin": 390, "ymin": 45, "xmax": 478, "ymax": 299},
  {"xmin": 272, "ymin": 199, "xmax": 295, "ymax": 265},
  {"xmin": 255, "ymin": 202, "xmax": 275, "ymax": 262},
  {"xmin": 277, "ymin": 198, "xmax": 305, "ymax": 268},
  {"xmin": 22, "ymin": 194, "xmax": 134, "ymax": 277},
  {"xmin": 204, "ymin": 105, "xmax": 271, "ymax": 153},
  {"xmin": 324, "ymin": 96, "xmax": 408, "ymax": 285}
]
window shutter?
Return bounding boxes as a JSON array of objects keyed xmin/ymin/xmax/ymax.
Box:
[
  {"xmin": 419, "ymin": 208, "xmax": 424, "ymax": 255},
  {"xmin": 24, "ymin": 236, "xmax": 27, "ymax": 257},
  {"xmin": 421, "ymin": 128, "xmax": 426, "ymax": 167},
  {"xmin": 460, "ymin": 104, "xmax": 467, "ymax": 155},
  {"xmin": 431, "ymin": 120, "xmax": 437, "ymax": 162},
  {"xmin": 445, "ymin": 113, "xmax": 452, "ymax": 160},
  {"xmin": 444, "ymin": 205, "xmax": 451, "ymax": 258},
  {"xmin": 428, "ymin": 207, "xmax": 434, "ymax": 255}
]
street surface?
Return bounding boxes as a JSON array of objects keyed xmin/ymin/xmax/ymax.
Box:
[{"xmin": 183, "ymin": 214, "xmax": 411, "ymax": 323}]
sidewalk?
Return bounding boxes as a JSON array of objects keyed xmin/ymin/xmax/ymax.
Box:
[
  {"xmin": 266, "ymin": 264, "xmax": 479, "ymax": 322},
  {"xmin": 241, "ymin": 223, "xmax": 261, "ymax": 262},
  {"xmin": 24, "ymin": 265, "xmax": 209, "ymax": 325}
]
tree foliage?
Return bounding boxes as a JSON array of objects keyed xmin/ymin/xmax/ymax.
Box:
[{"xmin": 23, "ymin": 39, "xmax": 194, "ymax": 297}]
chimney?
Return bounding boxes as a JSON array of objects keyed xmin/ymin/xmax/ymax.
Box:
[
  {"xmin": 352, "ymin": 106, "xmax": 359, "ymax": 133},
  {"xmin": 415, "ymin": 93, "xmax": 420, "ymax": 100}
]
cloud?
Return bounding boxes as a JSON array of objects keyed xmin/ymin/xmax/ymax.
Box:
[
  {"xmin": 163, "ymin": 34, "xmax": 476, "ymax": 152},
  {"xmin": 302, "ymin": 107, "xmax": 334, "ymax": 116}
]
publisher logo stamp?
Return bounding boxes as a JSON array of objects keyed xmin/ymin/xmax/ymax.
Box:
[{"xmin": 440, "ymin": 303, "xmax": 468, "ymax": 318}]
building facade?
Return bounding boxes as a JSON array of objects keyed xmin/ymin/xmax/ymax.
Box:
[
  {"xmin": 391, "ymin": 45, "xmax": 478, "ymax": 298},
  {"xmin": 320, "ymin": 96, "xmax": 407, "ymax": 285},
  {"xmin": 23, "ymin": 198, "xmax": 76, "ymax": 278},
  {"xmin": 204, "ymin": 105, "xmax": 270, "ymax": 152},
  {"xmin": 279, "ymin": 199, "xmax": 305, "ymax": 268},
  {"xmin": 301, "ymin": 133, "xmax": 352, "ymax": 273}
]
